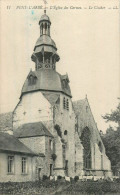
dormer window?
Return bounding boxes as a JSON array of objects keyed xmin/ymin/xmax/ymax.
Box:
[
  {"xmin": 28, "ymin": 75, "xmax": 37, "ymax": 85},
  {"xmin": 62, "ymin": 80, "xmax": 66, "ymax": 88}
]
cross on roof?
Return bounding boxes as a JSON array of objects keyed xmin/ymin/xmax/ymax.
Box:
[{"xmin": 43, "ymin": 0, "xmax": 47, "ymax": 13}]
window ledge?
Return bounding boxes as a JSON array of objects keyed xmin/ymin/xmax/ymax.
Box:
[
  {"xmin": 21, "ymin": 173, "xmax": 28, "ymax": 176},
  {"xmin": 7, "ymin": 173, "xmax": 15, "ymax": 175}
]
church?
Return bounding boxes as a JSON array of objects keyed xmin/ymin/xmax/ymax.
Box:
[{"xmin": 0, "ymin": 11, "xmax": 112, "ymax": 182}]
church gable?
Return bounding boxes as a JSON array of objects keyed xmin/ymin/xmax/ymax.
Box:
[
  {"xmin": 42, "ymin": 92, "xmax": 60, "ymax": 106},
  {"xmin": 27, "ymin": 71, "xmax": 37, "ymax": 86},
  {"xmin": 73, "ymin": 98, "xmax": 104, "ymax": 147}
]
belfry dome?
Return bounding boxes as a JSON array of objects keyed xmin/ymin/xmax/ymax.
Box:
[{"xmin": 39, "ymin": 13, "xmax": 51, "ymax": 24}]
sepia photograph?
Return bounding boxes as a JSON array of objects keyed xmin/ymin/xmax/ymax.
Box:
[{"xmin": 0, "ymin": 0, "xmax": 120, "ymax": 194}]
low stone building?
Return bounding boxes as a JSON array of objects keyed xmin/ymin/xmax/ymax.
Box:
[
  {"xmin": 0, "ymin": 132, "xmax": 37, "ymax": 182},
  {"xmin": 0, "ymin": 11, "xmax": 112, "ymax": 182}
]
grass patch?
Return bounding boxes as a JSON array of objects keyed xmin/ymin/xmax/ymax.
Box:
[{"xmin": 0, "ymin": 179, "xmax": 120, "ymax": 195}]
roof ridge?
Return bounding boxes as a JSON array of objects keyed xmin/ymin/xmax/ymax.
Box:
[
  {"xmin": 0, "ymin": 132, "xmax": 37, "ymax": 156},
  {"xmin": 14, "ymin": 121, "xmax": 53, "ymax": 138},
  {"xmin": 73, "ymin": 98, "xmax": 86, "ymax": 103}
]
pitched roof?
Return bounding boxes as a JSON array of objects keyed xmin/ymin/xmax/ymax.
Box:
[
  {"xmin": 14, "ymin": 122, "xmax": 53, "ymax": 138},
  {"xmin": 73, "ymin": 99, "xmax": 86, "ymax": 115},
  {"xmin": 21, "ymin": 69, "xmax": 72, "ymax": 98},
  {"xmin": 0, "ymin": 112, "xmax": 13, "ymax": 132},
  {"xmin": 0, "ymin": 132, "xmax": 37, "ymax": 156}
]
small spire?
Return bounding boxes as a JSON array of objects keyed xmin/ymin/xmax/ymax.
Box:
[
  {"xmin": 85, "ymin": 94, "xmax": 87, "ymax": 99},
  {"xmin": 44, "ymin": 9, "xmax": 46, "ymax": 14}
]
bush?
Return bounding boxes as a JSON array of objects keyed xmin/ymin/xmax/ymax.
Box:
[
  {"xmin": 70, "ymin": 177, "xmax": 74, "ymax": 183},
  {"xmin": 51, "ymin": 153, "xmax": 57, "ymax": 161},
  {"xmin": 54, "ymin": 124, "xmax": 62, "ymax": 138},
  {"xmin": 115, "ymin": 178, "xmax": 120, "ymax": 183},
  {"xmin": 57, "ymin": 129, "xmax": 62, "ymax": 138},
  {"xmin": 42, "ymin": 175, "xmax": 48, "ymax": 181},
  {"xmin": 57, "ymin": 175, "xmax": 62, "ymax": 180},
  {"xmin": 61, "ymin": 138, "xmax": 65, "ymax": 143},
  {"xmin": 74, "ymin": 176, "xmax": 79, "ymax": 182}
]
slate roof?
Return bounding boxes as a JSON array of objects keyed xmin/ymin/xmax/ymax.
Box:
[
  {"xmin": 35, "ymin": 35, "xmax": 56, "ymax": 49},
  {"xmin": 21, "ymin": 69, "xmax": 72, "ymax": 98},
  {"xmin": 73, "ymin": 99, "xmax": 86, "ymax": 115},
  {"xmin": 14, "ymin": 122, "xmax": 53, "ymax": 138},
  {"xmin": 0, "ymin": 112, "xmax": 13, "ymax": 132},
  {"xmin": 0, "ymin": 132, "xmax": 37, "ymax": 156}
]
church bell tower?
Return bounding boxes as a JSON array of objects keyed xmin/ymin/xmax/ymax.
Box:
[
  {"xmin": 31, "ymin": 10, "xmax": 60, "ymax": 71},
  {"xmin": 13, "ymin": 11, "xmax": 72, "ymax": 131}
]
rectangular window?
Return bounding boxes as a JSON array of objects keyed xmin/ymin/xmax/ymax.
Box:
[
  {"xmin": 101, "ymin": 155, "xmax": 103, "ymax": 169},
  {"xmin": 49, "ymin": 139, "xmax": 53, "ymax": 150},
  {"xmin": 74, "ymin": 162, "xmax": 77, "ymax": 172},
  {"xmin": 22, "ymin": 157, "xmax": 27, "ymax": 174},
  {"xmin": 8, "ymin": 156, "xmax": 14, "ymax": 174}
]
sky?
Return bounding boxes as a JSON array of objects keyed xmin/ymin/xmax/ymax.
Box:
[{"xmin": 0, "ymin": 0, "xmax": 119, "ymax": 132}]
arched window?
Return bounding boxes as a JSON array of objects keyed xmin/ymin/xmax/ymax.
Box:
[
  {"xmin": 49, "ymin": 139, "xmax": 52, "ymax": 150},
  {"xmin": 48, "ymin": 24, "xmax": 50, "ymax": 36},
  {"xmin": 98, "ymin": 141, "xmax": 103, "ymax": 153},
  {"xmin": 28, "ymin": 75, "xmax": 36, "ymax": 85},
  {"xmin": 41, "ymin": 23, "xmax": 43, "ymax": 35},
  {"xmin": 45, "ymin": 23, "xmax": 47, "ymax": 34},
  {"xmin": 64, "ymin": 130, "xmax": 68, "ymax": 135},
  {"xmin": 81, "ymin": 127, "xmax": 91, "ymax": 169}
]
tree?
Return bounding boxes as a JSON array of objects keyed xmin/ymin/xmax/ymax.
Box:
[
  {"xmin": 102, "ymin": 98, "xmax": 120, "ymax": 127},
  {"xmin": 101, "ymin": 99, "xmax": 120, "ymax": 175}
]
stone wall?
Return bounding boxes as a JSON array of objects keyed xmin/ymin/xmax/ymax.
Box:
[
  {"xmin": 44, "ymin": 136, "xmax": 53, "ymax": 177},
  {"xmin": 19, "ymin": 136, "xmax": 53, "ymax": 178},
  {"xmin": 19, "ymin": 137, "xmax": 45, "ymax": 154},
  {"xmin": 53, "ymin": 94, "xmax": 77, "ymax": 177},
  {"xmin": 74, "ymin": 131, "xmax": 83, "ymax": 176},
  {"xmin": 73, "ymin": 98, "xmax": 112, "ymax": 175}
]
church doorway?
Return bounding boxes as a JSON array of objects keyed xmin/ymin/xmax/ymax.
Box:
[{"xmin": 81, "ymin": 127, "xmax": 92, "ymax": 169}]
